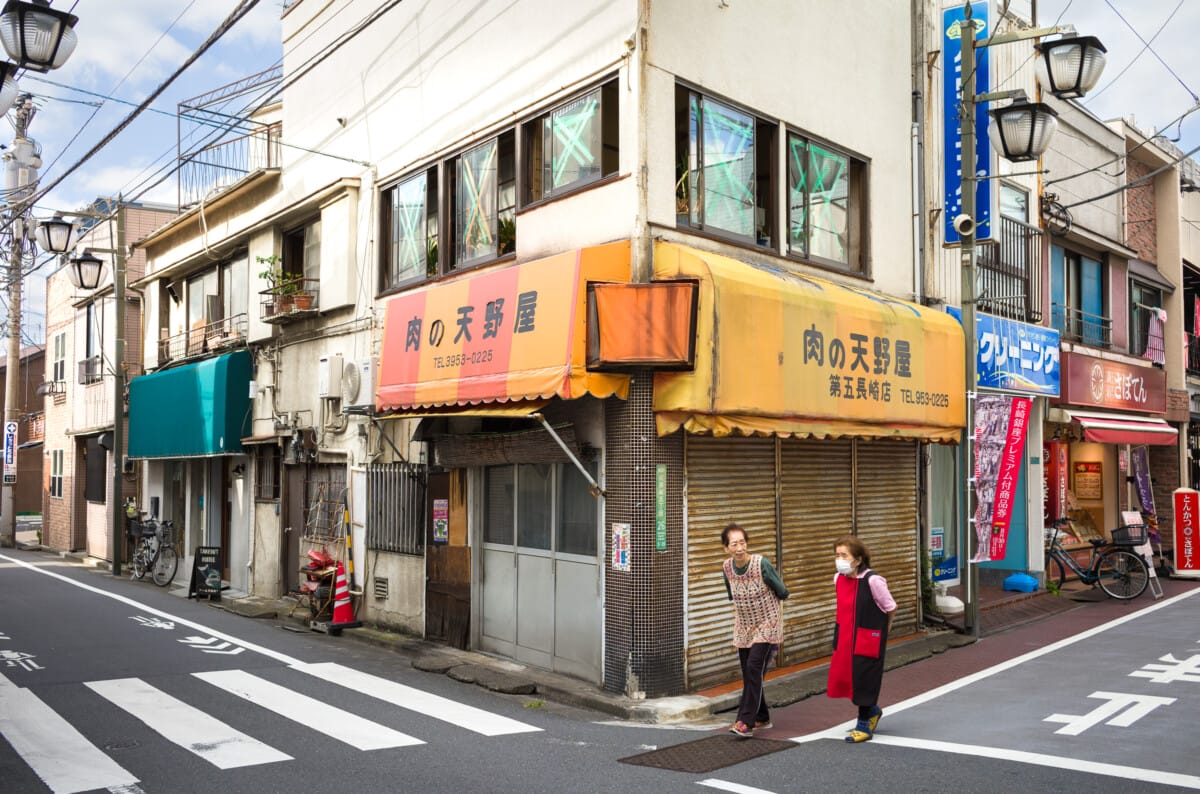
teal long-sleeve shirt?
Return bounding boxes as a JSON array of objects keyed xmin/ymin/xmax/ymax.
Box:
[{"xmin": 723, "ymin": 556, "xmax": 789, "ymax": 601}]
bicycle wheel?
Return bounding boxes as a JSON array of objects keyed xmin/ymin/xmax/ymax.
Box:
[
  {"xmin": 152, "ymin": 545, "xmax": 178, "ymax": 586},
  {"xmin": 1095, "ymin": 549, "xmax": 1149, "ymax": 600},
  {"xmin": 131, "ymin": 543, "xmax": 148, "ymax": 579},
  {"xmin": 1045, "ymin": 554, "xmax": 1067, "ymax": 591}
]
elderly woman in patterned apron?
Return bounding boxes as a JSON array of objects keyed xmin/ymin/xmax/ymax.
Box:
[{"xmin": 721, "ymin": 522, "xmax": 789, "ymax": 738}]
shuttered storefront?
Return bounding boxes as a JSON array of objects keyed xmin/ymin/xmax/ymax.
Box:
[
  {"xmin": 685, "ymin": 436, "xmax": 920, "ymax": 691},
  {"xmin": 854, "ymin": 440, "xmax": 920, "ymax": 636},
  {"xmin": 778, "ymin": 439, "xmax": 853, "ymax": 664},
  {"xmin": 684, "ymin": 436, "xmax": 776, "ymax": 691}
]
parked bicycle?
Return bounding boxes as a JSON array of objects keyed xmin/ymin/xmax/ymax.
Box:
[
  {"xmin": 129, "ymin": 514, "xmax": 178, "ymax": 587},
  {"xmin": 1044, "ymin": 517, "xmax": 1149, "ymax": 600}
]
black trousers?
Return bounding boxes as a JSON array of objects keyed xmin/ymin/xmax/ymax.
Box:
[{"xmin": 735, "ymin": 642, "xmax": 776, "ymax": 726}]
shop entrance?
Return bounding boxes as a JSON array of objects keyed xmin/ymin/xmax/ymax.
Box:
[{"xmin": 479, "ymin": 461, "xmax": 601, "ymax": 682}]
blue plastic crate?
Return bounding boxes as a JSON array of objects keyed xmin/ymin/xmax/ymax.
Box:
[{"xmin": 1003, "ymin": 572, "xmax": 1038, "ymax": 593}]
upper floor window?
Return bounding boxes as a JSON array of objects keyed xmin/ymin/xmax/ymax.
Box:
[
  {"xmin": 676, "ymin": 88, "xmax": 775, "ymax": 246},
  {"xmin": 283, "ymin": 221, "xmax": 320, "ymax": 284},
  {"xmin": 454, "ymin": 132, "xmax": 516, "ymax": 266},
  {"xmin": 382, "ymin": 167, "xmax": 438, "ymax": 288},
  {"xmin": 50, "ymin": 449, "xmax": 63, "ymax": 498},
  {"xmin": 1129, "ymin": 280, "xmax": 1164, "ymax": 363},
  {"xmin": 51, "ymin": 332, "xmax": 66, "ymax": 383},
  {"xmin": 999, "ymin": 182, "xmax": 1028, "ymax": 222},
  {"xmin": 1051, "ymin": 244, "xmax": 1108, "ymax": 347},
  {"xmin": 787, "ymin": 133, "xmax": 864, "ymax": 271},
  {"xmin": 526, "ymin": 82, "xmax": 618, "ymax": 203}
]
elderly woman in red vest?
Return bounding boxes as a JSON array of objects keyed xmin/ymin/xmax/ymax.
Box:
[
  {"xmin": 722, "ymin": 522, "xmax": 789, "ymax": 738},
  {"xmin": 828, "ymin": 535, "xmax": 896, "ymax": 743}
]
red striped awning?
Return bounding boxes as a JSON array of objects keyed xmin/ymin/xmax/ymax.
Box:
[{"xmin": 1069, "ymin": 410, "xmax": 1177, "ymax": 446}]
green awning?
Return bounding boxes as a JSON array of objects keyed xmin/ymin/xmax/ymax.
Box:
[{"xmin": 129, "ymin": 350, "xmax": 251, "ymax": 459}]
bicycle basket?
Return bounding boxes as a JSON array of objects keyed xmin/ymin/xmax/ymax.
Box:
[{"xmin": 1110, "ymin": 524, "xmax": 1148, "ymax": 546}]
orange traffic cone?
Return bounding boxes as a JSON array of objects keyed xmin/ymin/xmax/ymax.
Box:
[{"xmin": 328, "ymin": 561, "xmax": 361, "ymax": 631}]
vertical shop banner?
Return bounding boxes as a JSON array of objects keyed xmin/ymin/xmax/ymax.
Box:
[
  {"xmin": 989, "ymin": 397, "xmax": 1031, "ymax": 560},
  {"xmin": 973, "ymin": 394, "xmax": 1011, "ymax": 562},
  {"xmin": 1173, "ymin": 489, "xmax": 1198, "ymax": 577},
  {"xmin": 1043, "ymin": 440, "xmax": 1069, "ymax": 524},
  {"xmin": 1131, "ymin": 445, "xmax": 1156, "ymax": 517},
  {"xmin": 942, "ymin": 1, "xmax": 992, "ymax": 244}
]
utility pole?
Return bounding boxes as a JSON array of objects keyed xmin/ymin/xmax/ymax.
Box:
[{"xmin": 0, "ymin": 93, "xmax": 37, "ymax": 548}]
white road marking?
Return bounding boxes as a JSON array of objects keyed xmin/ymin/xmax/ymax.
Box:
[
  {"xmin": 293, "ymin": 661, "xmax": 542, "ymax": 736},
  {"xmin": 194, "ymin": 669, "xmax": 425, "ymax": 750},
  {"xmin": 0, "ymin": 553, "xmax": 301, "ymax": 665},
  {"xmin": 0, "ymin": 672, "xmax": 140, "ymax": 793},
  {"xmin": 867, "ymin": 734, "xmax": 1200, "ymax": 790},
  {"xmin": 697, "ymin": 779, "xmax": 778, "ymax": 793},
  {"xmin": 85, "ymin": 678, "xmax": 292, "ymax": 769}
]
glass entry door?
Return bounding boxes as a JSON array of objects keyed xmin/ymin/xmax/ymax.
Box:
[{"xmin": 479, "ymin": 462, "xmax": 601, "ymax": 681}]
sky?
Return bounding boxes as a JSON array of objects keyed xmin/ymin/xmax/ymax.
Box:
[
  {"xmin": 7, "ymin": 0, "xmax": 284, "ymax": 344},
  {"xmin": 8, "ymin": 1, "xmax": 1200, "ymax": 345}
]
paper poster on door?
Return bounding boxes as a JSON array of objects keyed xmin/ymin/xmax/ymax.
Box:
[{"xmin": 432, "ymin": 498, "xmax": 449, "ymax": 543}]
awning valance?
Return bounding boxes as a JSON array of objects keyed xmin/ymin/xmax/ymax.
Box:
[
  {"xmin": 376, "ymin": 241, "xmax": 631, "ymax": 413},
  {"xmin": 128, "ymin": 350, "xmax": 251, "ymax": 459},
  {"xmin": 1068, "ymin": 410, "xmax": 1178, "ymax": 446},
  {"xmin": 651, "ymin": 243, "xmax": 966, "ymax": 442}
]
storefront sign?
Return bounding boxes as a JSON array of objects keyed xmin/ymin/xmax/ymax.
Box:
[
  {"xmin": 1173, "ymin": 489, "xmax": 1198, "ymax": 577},
  {"xmin": 933, "ymin": 555, "xmax": 958, "ymax": 581},
  {"xmin": 187, "ymin": 546, "xmax": 223, "ymax": 601},
  {"xmin": 943, "ymin": 1, "xmax": 992, "ymax": 244},
  {"xmin": 2, "ymin": 420, "xmax": 15, "ymax": 484},
  {"xmin": 989, "ymin": 397, "xmax": 1031, "ymax": 560},
  {"xmin": 1058, "ymin": 351, "xmax": 1166, "ymax": 414},
  {"xmin": 1073, "ymin": 462, "xmax": 1102, "ymax": 501},
  {"xmin": 611, "ymin": 522, "xmax": 630, "ymax": 572},
  {"xmin": 948, "ymin": 309, "xmax": 1059, "ymax": 395},
  {"xmin": 655, "ymin": 464, "xmax": 667, "ymax": 551},
  {"xmin": 377, "ymin": 243, "xmax": 630, "ymax": 411},
  {"xmin": 432, "ymin": 499, "xmax": 449, "ymax": 543}
]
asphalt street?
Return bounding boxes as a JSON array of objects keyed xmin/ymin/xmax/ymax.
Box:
[{"xmin": 2, "ymin": 550, "xmax": 1199, "ymax": 793}]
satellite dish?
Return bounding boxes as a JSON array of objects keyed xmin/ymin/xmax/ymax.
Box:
[{"xmin": 342, "ymin": 360, "xmax": 361, "ymax": 404}]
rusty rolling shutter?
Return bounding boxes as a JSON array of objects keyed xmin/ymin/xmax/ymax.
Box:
[
  {"xmin": 854, "ymin": 440, "xmax": 920, "ymax": 636},
  {"xmin": 684, "ymin": 435, "xmax": 777, "ymax": 691},
  {"xmin": 778, "ymin": 438, "xmax": 853, "ymax": 664}
]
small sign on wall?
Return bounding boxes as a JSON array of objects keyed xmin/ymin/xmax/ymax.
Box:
[
  {"xmin": 611, "ymin": 522, "xmax": 630, "ymax": 572},
  {"xmin": 1073, "ymin": 461, "xmax": 1102, "ymax": 501},
  {"xmin": 432, "ymin": 498, "xmax": 449, "ymax": 543}
]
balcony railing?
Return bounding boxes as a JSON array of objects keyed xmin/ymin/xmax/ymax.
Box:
[
  {"xmin": 77, "ymin": 355, "xmax": 103, "ymax": 385},
  {"xmin": 1052, "ymin": 303, "xmax": 1112, "ymax": 348},
  {"xmin": 157, "ymin": 313, "xmax": 248, "ymax": 367},
  {"xmin": 976, "ymin": 215, "xmax": 1044, "ymax": 323},
  {"xmin": 260, "ymin": 279, "xmax": 319, "ymax": 324}
]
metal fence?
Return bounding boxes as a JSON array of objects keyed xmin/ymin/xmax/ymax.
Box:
[{"xmin": 366, "ymin": 462, "xmax": 427, "ymax": 555}]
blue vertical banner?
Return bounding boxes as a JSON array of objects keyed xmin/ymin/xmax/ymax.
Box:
[{"xmin": 943, "ymin": 1, "xmax": 991, "ymax": 244}]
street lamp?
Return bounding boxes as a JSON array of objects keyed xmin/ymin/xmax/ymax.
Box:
[
  {"xmin": 65, "ymin": 248, "xmax": 104, "ymax": 289},
  {"xmin": 0, "ymin": 0, "xmax": 78, "ymax": 72},
  {"xmin": 33, "ymin": 211, "xmax": 75, "ymax": 254},
  {"xmin": 956, "ymin": 6, "xmax": 1105, "ymax": 634}
]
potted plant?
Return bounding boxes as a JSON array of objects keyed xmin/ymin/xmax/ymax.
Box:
[{"xmin": 257, "ymin": 255, "xmax": 300, "ymax": 314}]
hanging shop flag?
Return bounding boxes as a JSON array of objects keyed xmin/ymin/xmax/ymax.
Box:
[
  {"xmin": 989, "ymin": 396, "xmax": 1032, "ymax": 560},
  {"xmin": 1131, "ymin": 445, "xmax": 1156, "ymax": 518},
  {"xmin": 973, "ymin": 394, "xmax": 1011, "ymax": 562}
]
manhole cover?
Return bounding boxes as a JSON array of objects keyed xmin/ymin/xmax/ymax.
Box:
[
  {"xmin": 104, "ymin": 740, "xmax": 141, "ymax": 751},
  {"xmin": 619, "ymin": 734, "xmax": 795, "ymax": 774}
]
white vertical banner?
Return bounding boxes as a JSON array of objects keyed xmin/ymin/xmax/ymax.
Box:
[{"xmin": 3, "ymin": 420, "xmax": 17, "ymax": 484}]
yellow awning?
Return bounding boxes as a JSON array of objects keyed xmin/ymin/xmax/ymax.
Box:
[
  {"xmin": 377, "ymin": 242, "xmax": 631, "ymax": 412},
  {"xmin": 652, "ymin": 243, "xmax": 965, "ymax": 443}
]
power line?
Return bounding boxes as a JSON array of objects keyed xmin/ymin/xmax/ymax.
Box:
[
  {"xmin": 1061, "ymin": 139, "xmax": 1200, "ymax": 209},
  {"xmin": 1091, "ymin": 0, "xmax": 1197, "ymax": 104}
]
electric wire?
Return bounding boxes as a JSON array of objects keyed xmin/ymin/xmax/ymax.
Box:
[
  {"xmin": 1091, "ymin": 0, "xmax": 1197, "ymax": 104},
  {"xmin": 1061, "ymin": 139, "xmax": 1200, "ymax": 209}
]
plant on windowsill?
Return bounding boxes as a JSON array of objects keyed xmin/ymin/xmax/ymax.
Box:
[
  {"xmin": 257, "ymin": 254, "xmax": 301, "ymax": 314},
  {"xmin": 426, "ymin": 239, "xmax": 438, "ymax": 278},
  {"xmin": 497, "ymin": 216, "xmax": 516, "ymax": 256}
]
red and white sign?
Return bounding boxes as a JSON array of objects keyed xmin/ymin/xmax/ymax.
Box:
[
  {"xmin": 989, "ymin": 397, "xmax": 1031, "ymax": 560},
  {"xmin": 1174, "ymin": 488, "xmax": 1199, "ymax": 578}
]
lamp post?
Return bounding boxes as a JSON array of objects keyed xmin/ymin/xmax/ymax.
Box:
[
  {"xmin": 39, "ymin": 208, "xmax": 127, "ymax": 576},
  {"xmin": 955, "ymin": 4, "xmax": 1106, "ymax": 633},
  {"xmin": 0, "ymin": 0, "xmax": 78, "ymax": 548}
]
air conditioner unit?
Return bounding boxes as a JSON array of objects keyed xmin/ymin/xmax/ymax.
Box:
[
  {"xmin": 317, "ymin": 353, "xmax": 343, "ymax": 398},
  {"xmin": 342, "ymin": 357, "xmax": 376, "ymax": 411}
]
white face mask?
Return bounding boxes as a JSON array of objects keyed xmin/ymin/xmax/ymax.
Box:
[{"xmin": 835, "ymin": 558, "xmax": 854, "ymax": 576}]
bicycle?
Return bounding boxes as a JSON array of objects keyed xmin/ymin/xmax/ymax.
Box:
[
  {"xmin": 1044, "ymin": 517, "xmax": 1149, "ymax": 600},
  {"xmin": 129, "ymin": 515, "xmax": 179, "ymax": 587}
]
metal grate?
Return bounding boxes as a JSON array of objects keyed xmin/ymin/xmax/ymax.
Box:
[
  {"xmin": 373, "ymin": 576, "xmax": 389, "ymax": 600},
  {"xmin": 366, "ymin": 462, "xmax": 427, "ymax": 555}
]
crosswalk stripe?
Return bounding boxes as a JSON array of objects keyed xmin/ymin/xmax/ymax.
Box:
[
  {"xmin": 193, "ymin": 669, "xmax": 425, "ymax": 750},
  {"xmin": 292, "ymin": 662, "xmax": 543, "ymax": 737},
  {"xmin": 85, "ymin": 678, "xmax": 292, "ymax": 769},
  {"xmin": 0, "ymin": 673, "xmax": 140, "ymax": 794}
]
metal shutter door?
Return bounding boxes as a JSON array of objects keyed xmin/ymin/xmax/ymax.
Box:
[
  {"xmin": 854, "ymin": 440, "xmax": 920, "ymax": 636},
  {"xmin": 779, "ymin": 438, "xmax": 853, "ymax": 664},
  {"xmin": 684, "ymin": 436, "xmax": 777, "ymax": 691}
]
